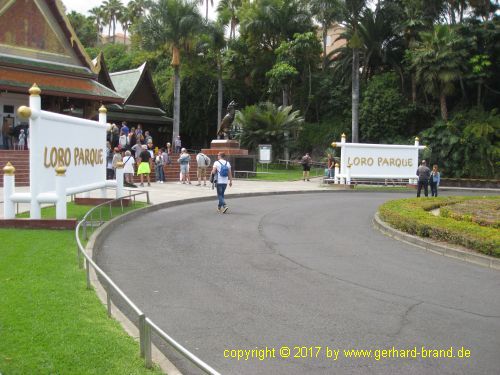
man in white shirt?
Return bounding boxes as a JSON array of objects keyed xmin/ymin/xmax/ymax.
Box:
[
  {"xmin": 211, "ymin": 152, "xmax": 233, "ymax": 213},
  {"xmin": 196, "ymin": 152, "xmax": 211, "ymax": 186}
]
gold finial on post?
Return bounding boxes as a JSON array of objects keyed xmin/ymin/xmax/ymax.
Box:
[
  {"xmin": 331, "ymin": 142, "xmax": 337, "ymax": 148},
  {"xmin": 335, "ymin": 163, "xmax": 340, "ymax": 167},
  {"xmin": 98, "ymin": 105, "xmax": 107, "ymax": 114},
  {"xmin": 17, "ymin": 105, "xmax": 32, "ymax": 119},
  {"xmin": 29, "ymin": 83, "xmax": 41, "ymax": 96},
  {"xmin": 3, "ymin": 162, "xmax": 15, "ymax": 176},
  {"xmin": 415, "ymin": 137, "xmax": 420, "ymax": 142},
  {"xmin": 55, "ymin": 164, "xmax": 67, "ymax": 176}
]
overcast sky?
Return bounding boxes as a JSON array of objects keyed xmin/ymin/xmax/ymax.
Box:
[{"xmin": 62, "ymin": 0, "xmax": 219, "ymax": 21}]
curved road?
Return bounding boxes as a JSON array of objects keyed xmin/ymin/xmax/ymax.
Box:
[{"xmin": 97, "ymin": 192, "xmax": 500, "ymax": 375}]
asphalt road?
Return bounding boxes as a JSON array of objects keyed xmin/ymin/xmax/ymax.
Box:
[{"xmin": 97, "ymin": 192, "xmax": 500, "ymax": 375}]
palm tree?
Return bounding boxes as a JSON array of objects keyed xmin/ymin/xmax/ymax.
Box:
[
  {"xmin": 343, "ymin": 0, "xmax": 366, "ymax": 143},
  {"xmin": 139, "ymin": 0, "xmax": 203, "ymax": 144},
  {"xmin": 203, "ymin": 22, "xmax": 227, "ymax": 129},
  {"xmin": 102, "ymin": 0, "xmax": 124, "ymax": 44},
  {"xmin": 216, "ymin": 0, "xmax": 242, "ymax": 40},
  {"xmin": 89, "ymin": 6, "xmax": 106, "ymax": 45},
  {"xmin": 198, "ymin": 0, "xmax": 214, "ymax": 21},
  {"xmin": 235, "ymin": 102, "xmax": 304, "ymax": 155},
  {"xmin": 119, "ymin": 7, "xmax": 133, "ymax": 43},
  {"xmin": 239, "ymin": 0, "xmax": 312, "ymax": 51},
  {"xmin": 310, "ymin": 0, "xmax": 342, "ymax": 70},
  {"xmin": 408, "ymin": 25, "xmax": 466, "ymax": 121},
  {"xmin": 128, "ymin": 0, "xmax": 152, "ymax": 22}
]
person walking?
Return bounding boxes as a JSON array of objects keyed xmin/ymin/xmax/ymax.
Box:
[
  {"xmin": 123, "ymin": 150, "xmax": 136, "ymax": 187},
  {"xmin": 301, "ymin": 153, "xmax": 312, "ymax": 181},
  {"xmin": 137, "ymin": 145, "xmax": 152, "ymax": 187},
  {"xmin": 430, "ymin": 164, "xmax": 441, "ymax": 197},
  {"xmin": 106, "ymin": 141, "xmax": 114, "ymax": 180},
  {"xmin": 178, "ymin": 148, "xmax": 191, "ymax": 184},
  {"xmin": 196, "ymin": 151, "xmax": 211, "ymax": 186},
  {"xmin": 211, "ymin": 152, "xmax": 232, "ymax": 213},
  {"xmin": 155, "ymin": 149, "xmax": 165, "ymax": 184},
  {"xmin": 416, "ymin": 160, "xmax": 431, "ymax": 197}
]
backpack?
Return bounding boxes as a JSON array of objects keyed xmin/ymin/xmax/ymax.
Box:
[
  {"xmin": 219, "ymin": 161, "xmax": 229, "ymax": 177},
  {"xmin": 204, "ymin": 156, "xmax": 211, "ymax": 166}
]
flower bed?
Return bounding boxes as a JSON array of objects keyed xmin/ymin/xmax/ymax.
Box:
[{"xmin": 378, "ymin": 196, "xmax": 500, "ymax": 257}]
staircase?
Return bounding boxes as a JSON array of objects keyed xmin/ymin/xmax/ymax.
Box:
[
  {"xmin": 0, "ymin": 150, "xmax": 30, "ymax": 187},
  {"xmin": 0, "ymin": 151, "xmax": 202, "ymax": 187},
  {"xmin": 132, "ymin": 153, "xmax": 200, "ymax": 183}
]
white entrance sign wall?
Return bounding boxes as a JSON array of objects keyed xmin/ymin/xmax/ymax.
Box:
[
  {"xmin": 332, "ymin": 134, "xmax": 425, "ymax": 183},
  {"xmin": 2, "ymin": 84, "xmax": 122, "ymax": 220}
]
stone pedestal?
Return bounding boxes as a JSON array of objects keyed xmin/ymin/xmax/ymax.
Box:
[
  {"xmin": 202, "ymin": 139, "xmax": 249, "ymax": 156},
  {"xmin": 202, "ymin": 140, "xmax": 253, "ymax": 174}
]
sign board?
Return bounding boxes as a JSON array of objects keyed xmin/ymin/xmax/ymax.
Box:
[
  {"xmin": 259, "ymin": 144, "xmax": 272, "ymax": 163},
  {"xmin": 332, "ymin": 139, "xmax": 425, "ymax": 182},
  {"xmin": 342, "ymin": 143, "xmax": 420, "ymax": 178},
  {"xmin": 32, "ymin": 112, "xmax": 107, "ymax": 194}
]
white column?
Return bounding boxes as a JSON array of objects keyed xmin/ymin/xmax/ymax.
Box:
[
  {"xmin": 17, "ymin": 84, "xmax": 41, "ymax": 219},
  {"xmin": 55, "ymin": 165, "xmax": 67, "ymax": 220},
  {"xmin": 340, "ymin": 134, "xmax": 346, "ymax": 184},
  {"xmin": 3, "ymin": 163, "xmax": 15, "ymax": 219},
  {"xmin": 411, "ymin": 137, "xmax": 420, "ymax": 184},
  {"xmin": 115, "ymin": 161, "xmax": 124, "ymax": 199},
  {"xmin": 346, "ymin": 164, "xmax": 352, "ymax": 185},
  {"xmin": 334, "ymin": 163, "xmax": 340, "ymax": 184}
]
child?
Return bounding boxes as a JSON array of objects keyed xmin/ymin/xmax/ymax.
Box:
[
  {"xmin": 430, "ymin": 164, "xmax": 440, "ymax": 197},
  {"xmin": 18, "ymin": 129, "xmax": 26, "ymax": 150}
]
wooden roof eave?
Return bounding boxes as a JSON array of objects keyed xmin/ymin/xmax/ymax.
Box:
[{"xmin": 124, "ymin": 62, "xmax": 164, "ymax": 109}]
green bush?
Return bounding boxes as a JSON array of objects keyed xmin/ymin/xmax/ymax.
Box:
[{"xmin": 379, "ymin": 196, "xmax": 500, "ymax": 257}]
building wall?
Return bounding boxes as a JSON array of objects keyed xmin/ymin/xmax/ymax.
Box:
[{"xmin": 317, "ymin": 23, "xmax": 346, "ymax": 59}]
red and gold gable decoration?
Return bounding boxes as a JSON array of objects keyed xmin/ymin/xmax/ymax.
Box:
[{"xmin": 0, "ymin": 0, "xmax": 67, "ymax": 55}]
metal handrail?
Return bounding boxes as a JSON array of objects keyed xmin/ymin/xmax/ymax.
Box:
[{"xmin": 74, "ymin": 190, "xmax": 220, "ymax": 374}]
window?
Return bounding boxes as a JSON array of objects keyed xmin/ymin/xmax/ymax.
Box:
[{"xmin": 3, "ymin": 105, "xmax": 14, "ymax": 114}]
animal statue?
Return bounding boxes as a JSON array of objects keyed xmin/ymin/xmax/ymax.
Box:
[{"xmin": 217, "ymin": 101, "xmax": 237, "ymax": 139}]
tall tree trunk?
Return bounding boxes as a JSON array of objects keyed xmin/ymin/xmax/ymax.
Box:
[
  {"xmin": 411, "ymin": 73, "xmax": 417, "ymax": 104},
  {"xmin": 352, "ymin": 48, "xmax": 360, "ymax": 142},
  {"xmin": 96, "ymin": 17, "xmax": 100, "ymax": 45},
  {"xmin": 206, "ymin": 0, "xmax": 209, "ymax": 20},
  {"xmin": 217, "ymin": 60, "xmax": 223, "ymax": 132},
  {"xmin": 282, "ymin": 85, "xmax": 289, "ymax": 107},
  {"xmin": 112, "ymin": 19, "xmax": 116, "ymax": 43},
  {"xmin": 172, "ymin": 65, "xmax": 181, "ymax": 144},
  {"xmin": 440, "ymin": 91, "xmax": 448, "ymax": 121},
  {"xmin": 477, "ymin": 82, "xmax": 482, "ymax": 107},
  {"xmin": 123, "ymin": 28, "xmax": 127, "ymax": 44},
  {"xmin": 322, "ymin": 23, "xmax": 328, "ymax": 70}
]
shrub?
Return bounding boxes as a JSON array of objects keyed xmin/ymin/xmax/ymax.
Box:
[{"xmin": 379, "ymin": 196, "xmax": 500, "ymax": 257}]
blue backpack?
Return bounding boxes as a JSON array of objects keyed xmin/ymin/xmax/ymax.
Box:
[{"xmin": 219, "ymin": 161, "xmax": 229, "ymax": 177}]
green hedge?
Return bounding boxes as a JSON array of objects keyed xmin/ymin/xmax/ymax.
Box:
[{"xmin": 379, "ymin": 196, "xmax": 500, "ymax": 257}]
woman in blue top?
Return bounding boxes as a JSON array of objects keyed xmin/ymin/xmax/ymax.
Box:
[{"xmin": 430, "ymin": 164, "xmax": 440, "ymax": 197}]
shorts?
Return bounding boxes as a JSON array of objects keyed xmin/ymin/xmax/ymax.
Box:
[
  {"xmin": 303, "ymin": 165, "xmax": 311, "ymax": 172},
  {"xmin": 180, "ymin": 164, "xmax": 189, "ymax": 174},
  {"xmin": 197, "ymin": 167, "xmax": 207, "ymax": 178},
  {"xmin": 137, "ymin": 162, "xmax": 150, "ymax": 175}
]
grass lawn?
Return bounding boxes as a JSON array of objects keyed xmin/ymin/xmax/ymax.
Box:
[
  {"xmin": 16, "ymin": 201, "xmax": 148, "ymax": 221},
  {"xmin": 246, "ymin": 163, "xmax": 325, "ymax": 181},
  {"xmin": 1, "ymin": 204, "xmax": 160, "ymax": 374},
  {"xmin": 379, "ymin": 196, "xmax": 500, "ymax": 256}
]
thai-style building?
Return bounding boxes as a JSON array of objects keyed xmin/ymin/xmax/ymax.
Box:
[
  {"xmin": 93, "ymin": 55, "xmax": 172, "ymax": 146},
  {"xmin": 0, "ymin": 0, "xmax": 124, "ymax": 147}
]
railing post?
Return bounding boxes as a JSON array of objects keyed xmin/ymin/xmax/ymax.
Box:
[
  {"xmin": 77, "ymin": 244, "xmax": 82, "ymax": 269},
  {"xmin": 146, "ymin": 191, "xmax": 150, "ymax": 204},
  {"xmin": 3, "ymin": 162, "xmax": 16, "ymax": 219},
  {"xmin": 107, "ymin": 291, "xmax": 112, "ymax": 317},
  {"xmin": 139, "ymin": 313, "xmax": 146, "ymax": 358},
  {"xmin": 85, "ymin": 259, "xmax": 91, "ymax": 289},
  {"xmin": 144, "ymin": 322, "xmax": 152, "ymax": 368}
]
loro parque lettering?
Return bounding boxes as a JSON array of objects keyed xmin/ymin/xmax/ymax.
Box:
[
  {"xmin": 43, "ymin": 146, "xmax": 104, "ymax": 168},
  {"xmin": 347, "ymin": 156, "xmax": 413, "ymax": 168}
]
